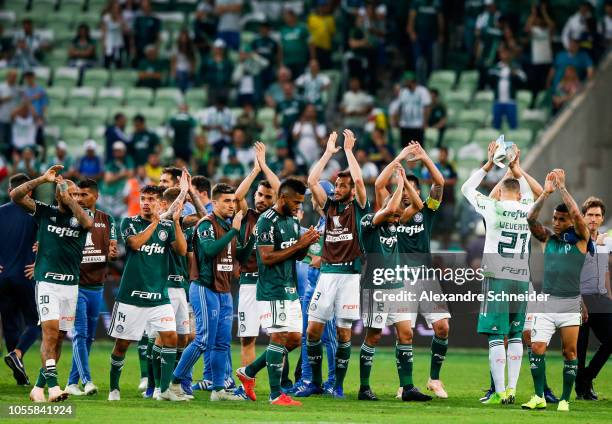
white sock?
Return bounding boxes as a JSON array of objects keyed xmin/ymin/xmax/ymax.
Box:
[
  {"xmin": 506, "ymin": 338, "xmax": 523, "ymax": 390},
  {"xmin": 488, "ymin": 340, "xmax": 506, "ymax": 394}
]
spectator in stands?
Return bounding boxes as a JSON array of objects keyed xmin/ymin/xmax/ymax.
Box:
[
  {"xmin": 143, "ymin": 151, "xmax": 162, "ymax": 184},
  {"xmin": 104, "ymin": 112, "xmax": 129, "ymax": 162},
  {"xmin": 524, "ymin": 2, "xmax": 555, "ymax": 106},
  {"xmin": 167, "ymin": 104, "xmax": 197, "ymax": 162},
  {"xmin": 199, "ymin": 93, "xmax": 235, "ymax": 156},
  {"xmin": 0, "ymin": 24, "xmax": 13, "ymax": 65},
  {"xmin": 292, "ymin": 103, "xmax": 326, "ymax": 167},
  {"xmin": 193, "ymin": 1, "xmax": 217, "ymax": 58},
  {"xmin": 11, "ymin": 18, "xmax": 50, "ymax": 69},
  {"xmin": 130, "ymin": 114, "xmax": 160, "ymax": 170},
  {"xmin": 391, "ymin": 71, "xmax": 431, "ymax": 147},
  {"xmin": 347, "ymin": 9, "xmax": 375, "ymax": 90},
  {"xmin": 251, "ymin": 20, "xmax": 280, "ymax": 89},
  {"xmin": 307, "ymin": 1, "xmax": 336, "ymax": 70},
  {"xmin": 355, "ymin": 148, "xmax": 378, "ymax": 186},
  {"xmin": 0, "ymin": 69, "xmax": 20, "ymax": 148},
  {"xmin": 101, "ymin": 0, "xmax": 127, "ymax": 69},
  {"xmin": 424, "ymin": 146, "xmax": 457, "ymax": 249},
  {"xmin": 547, "ymin": 38, "xmax": 594, "ymax": 91},
  {"xmin": 489, "ymin": 45, "xmax": 526, "ymax": 130},
  {"xmin": 474, "ymin": 0, "xmax": 502, "ymax": 89},
  {"xmin": 220, "ymin": 127, "xmax": 255, "ymax": 170},
  {"xmin": 22, "ymin": 71, "xmax": 47, "ymax": 146},
  {"xmin": 200, "ymin": 39, "xmax": 234, "ymax": 101},
  {"xmin": 232, "ymin": 45, "xmax": 268, "ymax": 106},
  {"xmin": 340, "ymin": 77, "xmax": 373, "ymax": 136},
  {"xmin": 366, "ymin": 127, "xmax": 395, "ymax": 170},
  {"xmin": 407, "ymin": 0, "xmax": 445, "ymax": 83},
  {"xmin": 562, "ymin": 1, "xmax": 593, "ymax": 50},
  {"xmin": 274, "ymin": 81, "xmax": 303, "ymax": 148},
  {"xmin": 191, "ymin": 133, "xmax": 213, "ymax": 177},
  {"xmin": 236, "ymin": 102, "xmax": 263, "ymax": 141},
  {"xmin": 280, "ymin": 7, "xmax": 310, "ymax": 80},
  {"xmin": 601, "ymin": 1, "xmax": 612, "ymax": 50},
  {"xmin": 295, "ymin": 59, "xmax": 330, "ymax": 117},
  {"xmin": 367, "ymin": 3, "xmax": 388, "ymax": 73},
  {"xmin": 427, "ymin": 88, "xmax": 447, "ymax": 147},
  {"xmin": 12, "ymin": 146, "xmax": 40, "ymax": 178},
  {"xmin": 580, "ymin": 15, "xmax": 605, "ymax": 64},
  {"xmin": 10, "ymin": 101, "xmax": 37, "ymax": 152},
  {"xmin": 45, "ymin": 141, "xmax": 75, "ymax": 179},
  {"xmin": 75, "ymin": 140, "xmax": 104, "ymax": 181},
  {"xmin": 100, "ymin": 141, "xmax": 133, "ymax": 219},
  {"xmin": 68, "ymin": 24, "xmax": 97, "ymax": 70},
  {"xmin": 270, "ymin": 140, "xmax": 298, "ymax": 179},
  {"xmin": 265, "ymin": 66, "xmax": 292, "ymax": 108},
  {"xmin": 131, "ymin": 0, "xmax": 161, "ymax": 63},
  {"xmin": 215, "ymin": 0, "xmax": 243, "ymax": 51},
  {"xmin": 552, "ymin": 65, "xmax": 582, "ymax": 114},
  {"xmin": 137, "ymin": 45, "xmax": 163, "ymax": 89},
  {"xmin": 218, "ymin": 147, "xmax": 246, "ymax": 186},
  {"xmin": 171, "ymin": 29, "xmax": 197, "ymax": 92}
]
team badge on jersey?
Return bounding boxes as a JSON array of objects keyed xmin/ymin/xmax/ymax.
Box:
[
  {"xmin": 158, "ymin": 230, "xmax": 168, "ymax": 241},
  {"xmin": 70, "ymin": 217, "xmax": 79, "ymax": 227},
  {"xmin": 413, "ymin": 212, "xmax": 423, "ymax": 223}
]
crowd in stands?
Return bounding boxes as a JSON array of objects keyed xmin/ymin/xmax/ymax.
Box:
[{"xmin": 0, "ymin": 0, "xmax": 610, "ymax": 249}]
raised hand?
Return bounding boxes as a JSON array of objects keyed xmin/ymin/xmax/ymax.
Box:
[
  {"xmin": 487, "ymin": 141, "xmax": 497, "ymax": 164},
  {"xmin": 172, "ymin": 200, "xmax": 184, "ymax": 222},
  {"xmin": 552, "ymin": 168, "xmax": 565, "ymax": 188},
  {"xmin": 179, "ymin": 170, "xmax": 190, "ymax": 193},
  {"xmin": 544, "ymin": 172, "xmax": 556, "ymax": 194},
  {"xmin": 108, "ymin": 242, "xmax": 119, "ymax": 259},
  {"xmin": 325, "ymin": 131, "xmax": 341, "ymax": 155},
  {"xmin": 396, "ymin": 163, "xmax": 406, "ymax": 181},
  {"xmin": 24, "ymin": 263, "xmax": 34, "ymax": 280},
  {"xmin": 343, "ymin": 129, "xmax": 356, "ymax": 151},
  {"xmin": 509, "ymin": 147, "xmax": 521, "ymax": 170},
  {"xmin": 42, "ymin": 165, "xmax": 64, "ymax": 183},
  {"xmin": 299, "ymin": 226, "xmax": 320, "ymax": 247},
  {"xmin": 254, "ymin": 141, "xmax": 265, "ymax": 171},
  {"xmin": 232, "ymin": 210, "xmax": 244, "ymax": 231},
  {"xmin": 408, "ymin": 140, "xmax": 427, "ymax": 161}
]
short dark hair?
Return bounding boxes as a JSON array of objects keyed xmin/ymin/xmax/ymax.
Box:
[
  {"xmin": 141, "ymin": 185, "xmax": 162, "ymax": 197},
  {"xmin": 279, "ymin": 178, "xmax": 307, "ymax": 196},
  {"xmin": 114, "ymin": 112, "xmax": 125, "ymax": 122},
  {"xmin": 212, "ymin": 183, "xmax": 235, "ymax": 199},
  {"xmin": 581, "ymin": 196, "xmax": 606, "ymax": 216},
  {"xmin": 555, "ymin": 203, "xmax": 570, "ymax": 213},
  {"xmin": 406, "ymin": 175, "xmax": 420, "ymax": 187},
  {"xmin": 133, "ymin": 114, "xmax": 145, "ymax": 123},
  {"xmin": 9, "ymin": 173, "xmax": 30, "ymax": 190},
  {"xmin": 191, "ymin": 175, "xmax": 211, "ymax": 195},
  {"xmin": 163, "ymin": 187, "xmax": 181, "ymax": 203},
  {"xmin": 501, "ymin": 178, "xmax": 520, "ymax": 193},
  {"xmin": 430, "ymin": 88, "xmax": 439, "ymax": 96},
  {"xmin": 258, "ymin": 180, "xmax": 272, "ymax": 190},
  {"xmin": 162, "ymin": 167, "xmax": 182, "ymax": 182},
  {"xmin": 337, "ymin": 170, "xmax": 354, "ymax": 186},
  {"xmin": 77, "ymin": 178, "xmax": 98, "ymax": 192}
]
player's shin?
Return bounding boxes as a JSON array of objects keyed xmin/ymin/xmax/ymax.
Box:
[
  {"xmin": 561, "ymin": 359, "xmax": 578, "ymax": 401},
  {"xmin": 43, "ymin": 359, "xmax": 59, "ymax": 389},
  {"xmin": 281, "ymin": 352, "xmax": 292, "ymax": 388},
  {"xmin": 137, "ymin": 335, "xmax": 149, "ymax": 378},
  {"xmin": 529, "ymin": 352, "xmax": 546, "ymax": 397},
  {"xmin": 109, "ymin": 354, "xmax": 125, "ymax": 391},
  {"xmin": 35, "ymin": 367, "xmax": 46, "ymax": 388},
  {"xmin": 334, "ymin": 341, "xmax": 351, "ymax": 390},
  {"xmin": 506, "ymin": 338, "xmax": 523, "ymax": 390},
  {"xmin": 160, "ymin": 347, "xmax": 177, "ymax": 393},
  {"xmin": 396, "ymin": 344, "xmax": 414, "ymax": 390},
  {"xmin": 359, "ymin": 343, "xmax": 376, "ymax": 389},
  {"xmin": 266, "ymin": 343, "xmax": 287, "ymax": 399},
  {"xmin": 430, "ymin": 336, "xmax": 448, "ymax": 380},
  {"xmin": 146, "ymin": 338, "xmax": 155, "ymax": 389},
  {"xmin": 152, "ymin": 345, "xmax": 162, "ymax": 389},
  {"xmin": 488, "ymin": 337, "xmax": 506, "ymax": 393},
  {"xmin": 245, "ymin": 351, "xmax": 267, "ymax": 378},
  {"xmin": 306, "ymin": 339, "xmax": 323, "ymax": 386}
]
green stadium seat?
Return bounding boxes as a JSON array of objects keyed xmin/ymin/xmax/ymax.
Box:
[
  {"xmin": 425, "ymin": 127, "xmax": 439, "ymax": 146},
  {"xmin": 44, "ymin": 49, "xmax": 69, "ymax": 68},
  {"xmin": 48, "ymin": 105, "xmax": 78, "ymax": 128},
  {"xmin": 21, "ymin": 11, "xmax": 50, "ymax": 28},
  {"xmin": 240, "ymin": 31, "xmax": 257, "ymax": 50},
  {"xmin": 257, "ymin": 107, "xmax": 275, "ymax": 127},
  {"xmin": 46, "ymin": 86, "xmax": 68, "ymax": 106},
  {"xmin": 78, "ymin": 106, "xmax": 109, "ymax": 128},
  {"xmin": 53, "ymin": 11, "xmax": 75, "ymax": 30},
  {"xmin": 185, "ymin": 88, "xmax": 207, "ymax": 110},
  {"xmin": 442, "ymin": 128, "xmax": 472, "ymax": 150},
  {"xmin": 458, "ymin": 109, "xmax": 487, "ymax": 132},
  {"xmin": 111, "ymin": 69, "xmax": 138, "ymax": 88},
  {"xmin": 520, "ymin": 109, "xmax": 548, "ymax": 134},
  {"xmin": 125, "ymin": 87, "xmax": 154, "ymax": 107},
  {"xmin": 82, "ymin": 68, "xmax": 109, "ymax": 88},
  {"xmin": 139, "ymin": 107, "xmax": 167, "ymax": 127},
  {"xmin": 59, "ymin": 0, "xmax": 84, "ymax": 14},
  {"xmin": 13, "ymin": 0, "xmax": 31, "ymax": 10},
  {"xmin": 30, "ymin": 0, "xmax": 58, "ymax": 15},
  {"xmin": 74, "ymin": 12, "xmax": 100, "ymax": 29},
  {"xmin": 473, "ymin": 90, "xmax": 494, "ymax": 112},
  {"xmin": 154, "ymin": 88, "xmax": 182, "ymax": 109},
  {"xmin": 0, "ymin": 11, "xmax": 16, "ymax": 27},
  {"xmin": 473, "ymin": 128, "xmax": 499, "ymax": 147},
  {"xmin": 33, "ymin": 66, "xmax": 51, "ymax": 86},
  {"xmin": 505, "ymin": 128, "xmax": 533, "ymax": 150},
  {"xmin": 67, "ymin": 86, "xmax": 96, "ymax": 108},
  {"xmin": 156, "ymin": 12, "xmax": 185, "ymax": 33},
  {"xmin": 444, "ymin": 89, "xmax": 471, "ymax": 111},
  {"xmin": 517, "ymin": 90, "xmax": 533, "ymax": 111},
  {"xmin": 109, "ymin": 106, "xmax": 138, "ymax": 121},
  {"xmin": 53, "ymin": 67, "xmax": 79, "ymax": 87},
  {"xmin": 534, "ymin": 90, "xmax": 551, "ymax": 109},
  {"xmin": 457, "ymin": 70, "xmax": 478, "ymax": 93},
  {"xmin": 62, "ymin": 126, "xmax": 91, "ymax": 143},
  {"xmin": 446, "ymin": 107, "xmax": 458, "ymax": 126},
  {"xmin": 427, "ymin": 70, "xmax": 456, "ymax": 92},
  {"xmin": 87, "ymin": 0, "xmax": 107, "ymax": 12},
  {"xmin": 96, "ymin": 87, "xmax": 124, "ymax": 108}
]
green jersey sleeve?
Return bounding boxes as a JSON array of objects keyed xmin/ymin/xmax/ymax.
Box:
[
  {"xmin": 109, "ymin": 215, "xmax": 117, "ymax": 241},
  {"xmin": 32, "ymin": 200, "xmax": 53, "ymax": 223},
  {"xmin": 121, "ymin": 217, "xmax": 138, "ymax": 242},
  {"xmin": 256, "ymin": 216, "xmax": 275, "ymax": 247}
]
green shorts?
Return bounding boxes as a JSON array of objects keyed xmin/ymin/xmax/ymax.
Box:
[{"xmin": 477, "ymin": 278, "xmax": 529, "ymax": 336}]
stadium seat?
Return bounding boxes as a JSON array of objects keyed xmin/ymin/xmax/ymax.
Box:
[
  {"xmin": 457, "ymin": 109, "xmax": 487, "ymax": 132},
  {"xmin": 111, "ymin": 69, "xmax": 138, "ymax": 89},
  {"xmin": 82, "ymin": 68, "xmax": 109, "ymax": 88},
  {"xmin": 444, "ymin": 89, "xmax": 471, "ymax": 111},
  {"xmin": 442, "ymin": 128, "xmax": 472, "ymax": 150},
  {"xmin": 68, "ymin": 86, "xmax": 96, "ymax": 108},
  {"xmin": 516, "ymin": 90, "xmax": 533, "ymax": 111},
  {"xmin": 185, "ymin": 88, "xmax": 208, "ymax": 110},
  {"xmin": 78, "ymin": 106, "xmax": 109, "ymax": 129},
  {"xmin": 427, "ymin": 70, "xmax": 456, "ymax": 92},
  {"xmin": 53, "ymin": 11, "xmax": 75, "ymax": 30},
  {"xmin": 48, "ymin": 105, "xmax": 78, "ymax": 128},
  {"xmin": 520, "ymin": 109, "xmax": 548, "ymax": 134},
  {"xmin": 44, "ymin": 48, "xmax": 69, "ymax": 68},
  {"xmin": 62, "ymin": 126, "xmax": 91, "ymax": 143},
  {"xmin": 506, "ymin": 128, "xmax": 533, "ymax": 150},
  {"xmin": 87, "ymin": 0, "xmax": 107, "ymax": 12},
  {"xmin": 125, "ymin": 88, "xmax": 154, "ymax": 107},
  {"xmin": 75, "ymin": 12, "xmax": 100, "ymax": 29},
  {"xmin": 139, "ymin": 107, "xmax": 167, "ymax": 128},
  {"xmin": 154, "ymin": 88, "xmax": 182, "ymax": 109},
  {"xmin": 472, "ymin": 128, "xmax": 500, "ymax": 148},
  {"xmin": 0, "ymin": 11, "xmax": 16, "ymax": 27},
  {"xmin": 46, "ymin": 86, "xmax": 68, "ymax": 106},
  {"xmin": 59, "ymin": 0, "xmax": 84, "ymax": 14},
  {"xmin": 445, "ymin": 107, "xmax": 458, "ymax": 126},
  {"xmin": 156, "ymin": 12, "xmax": 185, "ymax": 33},
  {"xmin": 30, "ymin": 0, "xmax": 58, "ymax": 15},
  {"xmin": 53, "ymin": 67, "xmax": 79, "ymax": 88},
  {"xmin": 457, "ymin": 69, "xmax": 478, "ymax": 93},
  {"xmin": 96, "ymin": 87, "xmax": 125, "ymax": 108},
  {"xmin": 473, "ymin": 90, "xmax": 494, "ymax": 112},
  {"xmin": 256, "ymin": 107, "xmax": 275, "ymax": 127},
  {"xmin": 33, "ymin": 66, "xmax": 51, "ymax": 86},
  {"xmin": 109, "ymin": 106, "xmax": 138, "ymax": 121}
]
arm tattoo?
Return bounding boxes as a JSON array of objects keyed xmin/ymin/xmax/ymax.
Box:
[
  {"xmin": 10, "ymin": 176, "xmax": 46, "ymax": 212},
  {"xmin": 429, "ymin": 183, "xmax": 443, "ymax": 201},
  {"xmin": 189, "ymin": 188, "xmax": 206, "ymax": 218},
  {"xmin": 160, "ymin": 190, "xmax": 188, "ymax": 219},
  {"xmin": 527, "ymin": 192, "xmax": 551, "ymax": 242},
  {"xmin": 63, "ymin": 195, "xmax": 93, "ymax": 229}
]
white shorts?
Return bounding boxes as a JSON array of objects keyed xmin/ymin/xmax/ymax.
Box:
[
  {"xmin": 257, "ymin": 299, "xmax": 302, "ymax": 334},
  {"xmin": 408, "ymin": 312, "xmax": 452, "ymax": 329},
  {"xmin": 168, "ymin": 287, "xmax": 190, "ymax": 335},
  {"xmin": 308, "ymin": 273, "xmax": 360, "ymax": 322},
  {"xmin": 108, "ymin": 302, "xmax": 176, "ymax": 341},
  {"xmin": 36, "ymin": 281, "xmax": 78, "ymax": 331},
  {"xmin": 362, "ymin": 312, "xmax": 413, "ymax": 329},
  {"xmin": 237, "ymin": 284, "xmax": 260, "ymax": 337},
  {"xmin": 531, "ymin": 296, "xmax": 581, "ymax": 345}
]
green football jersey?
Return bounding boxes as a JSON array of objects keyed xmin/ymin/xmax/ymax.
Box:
[
  {"xmin": 168, "ymin": 225, "xmax": 193, "ymax": 290},
  {"xmin": 32, "ymin": 200, "xmax": 89, "ymax": 285},
  {"xmin": 359, "ymin": 213, "xmax": 403, "ymax": 290},
  {"xmin": 256, "ymin": 207, "xmax": 301, "ymax": 301},
  {"xmin": 117, "ymin": 216, "xmax": 176, "ymax": 307},
  {"xmin": 397, "ymin": 198, "xmax": 438, "ymax": 266},
  {"xmin": 543, "ymin": 237, "xmax": 586, "ymax": 298}
]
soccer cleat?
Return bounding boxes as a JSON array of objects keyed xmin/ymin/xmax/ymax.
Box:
[
  {"xmin": 396, "ymin": 387, "xmax": 403, "ymax": 399},
  {"xmin": 544, "ymin": 387, "xmax": 560, "ymax": 403},
  {"xmin": 358, "ymin": 387, "xmax": 379, "ymax": 401},
  {"xmin": 108, "ymin": 389, "xmax": 121, "ymax": 401},
  {"xmin": 65, "ymin": 384, "xmax": 85, "ymax": 396},
  {"xmin": 176, "ymin": 384, "xmax": 194, "ymax": 400},
  {"xmin": 48, "ymin": 386, "xmax": 68, "ymax": 402},
  {"xmin": 181, "ymin": 379, "xmax": 194, "ymax": 397},
  {"xmin": 233, "ymin": 386, "xmax": 249, "ymax": 400},
  {"xmin": 427, "ymin": 379, "xmax": 448, "ymax": 399},
  {"xmin": 236, "ymin": 367, "xmax": 256, "ymax": 401},
  {"xmin": 557, "ymin": 400, "xmax": 569, "ymax": 412},
  {"xmin": 4, "ymin": 351, "xmax": 30, "ymax": 385},
  {"xmin": 290, "ymin": 380, "xmax": 307, "ymax": 394},
  {"xmin": 330, "ymin": 387, "xmax": 345, "ymax": 399},
  {"xmin": 293, "ymin": 381, "xmax": 324, "ymax": 397},
  {"xmin": 225, "ymin": 377, "xmax": 236, "ymax": 390},
  {"xmin": 481, "ymin": 391, "xmax": 506, "ymax": 405},
  {"xmin": 322, "ymin": 380, "xmax": 335, "ymax": 395},
  {"xmin": 402, "ymin": 386, "xmax": 433, "ymax": 402},
  {"xmin": 504, "ymin": 388, "xmax": 516, "ymax": 404},
  {"xmin": 138, "ymin": 377, "xmax": 148, "ymax": 391},
  {"xmin": 521, "ymin": 394, "xmax": 547, "ymax": 410},
  {"xmin": 153, "ymin": 387, "xmax": 161, "ymax": 400},
  {"xmin": 29, "ymin": 386, "xmax": 46, "ymax": 402},
  {"xmin": 210, "ymin": 388, "xmax": 247, "ymax": 401},
  {"xmin": 83, "ymin": 382, "xmax": 98, "ymax": 396},
  {"xmin": 159, "ymin": 385, "xmax": 188, "ymax": 402},
  {"xmin": 269, "ymin": 393, "xmax": 302, "ymax": 406},
  {"xmin": 479, "ymin": 387, "xmax": 495, "ymax": 402},
  {"xmin": 192, "ymin": 379, "xmax": 213, "ymax": 391},
  {"xmin": 142, "ymin": 387, "xmax": 154, "ymax": 399}
]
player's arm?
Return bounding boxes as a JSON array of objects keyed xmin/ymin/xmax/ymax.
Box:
[
  {"xmin": 553, "ymin": 169, "xmax": 590, "ymax": 241},
  {"xmin": 527, "ymin": 172, "xmax": 556, "ymax": 243},
  {"xmin": 374, "ymin": 165, "xmax": 404, "ymax": 226},
  {"xmin": 199, "ymin": 211, "xmax": 243, "ymax": 258},
  {"xmin": 235, "ymin": 149, "xmax": 261, "ymax": 214},
  {"xmin": 461, "ymin": 141, "xmax": 496, "ymax": 208},
  {"xmin": 508, "ymin": 149, "xmax": 543, "ymax": 199},
  {"xmin": 257, "ymin": 226, "xmax": 319, "ymax": 266},
  {"xmin": 108, "ymin": 215, "xmax": 119, "ymax": 260},
  {"xmin": 343, "ymin": 129, "xmax": 367, "ymax": 208},
  {"xmin": 411, "ymin": 141, "xmax": 444, "ymax": 202},
  {"xmin": 308, "ymin": 131, "xmax": 340, "ymax": 209},
  {"xmin": 185, "ymin": 171, "xmax": 207, "ymax": 219},
  {"xmin": 160, "ymin": 171, "xmax": 190, "ymax": 220},
  {"xmin": 170, "ymin": 203, "xmax": 187, "ymax": 256},
  {"xmin": 255, "ymin": 141, "xmax": 281, "ymax": 194},
  {"xmin": 10, "ymin": 165, "xmax": 64, "ymax": 213},
  {"xmin": 374, "ymin": 146, "xmax": 413, "ymax": 207},
  {"xmin": 400, "ymin": 171, "xmax": 424, "ymax": 223},
  {"xmin": 56, "ymin": 177, "xmax": 93, "ymax": 230},
  {"xmin": 124, "ymin": 216, "xmax": 160, "ymax": 251}
]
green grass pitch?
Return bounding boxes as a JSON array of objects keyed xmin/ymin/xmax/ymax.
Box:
[{"xmin": 1, "ymin": 342, "xmax": 610, "ymax": 423}]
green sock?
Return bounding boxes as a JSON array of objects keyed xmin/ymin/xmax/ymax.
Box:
[
  {"xmin": 281, "ymin": 352, "xmax": 291, "ymax": 388},
  {"xmin": 306, "ymin": 339, "xmax": 323, "ymax": 386},
  {"xmin": 266, "ymin": 343, "xmax": 286, "ymax": 399},
  {"xmin": 430, "ymin": 336, "xmax": 448, "ymax": 380},
  {"xmin": 160, "ymin": 347, "xmax": 177, "ymax": 393},
  {"xmin": 110, "ymin": 354, "xmax": 125, "ymax": 391},
  {"xmin": 359, "ymin": 343, "xmax": 375, "ymax": 389},
  {"xmin": 529, "ymin": 352, "xmax": 546, "ymax": 397},
  {"xmin": 35, "ymin": 367, "xmax": 46, "ymax": 388},
  {"xmin": 335, "ymin": 341, "xmax": 351, "ymax": 390},
  {"xmin": 396, "ymin": 344, "xmax": 414, "ymax": 389},
  {"xmin": 152, "ymin": 344, "xmax": 162, "ymax": 388},
  {"xmin": 561, "ymin": 359, "xmax": 578, "ymax": 401},
  {"xmin": 245, "ymin": 351, "xmax": 267, "ymax": 378},
  {"xmin": 175, "ymin": 348, "xmax": 183, "ymax": 370},
  {"xmin": 528, "ymin": 346, "xmax": 550, "ymax": 390},
  {"xmin": 146, "ymin": 338, "xmax": 155, "ymax": 389},
  {"xmin": 137, "ymin": 335, "xmax": 149, "ymax": 378},
  {"xmin": 43, "ymin": 361, "xmax": 58, "ymax": 388}
]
